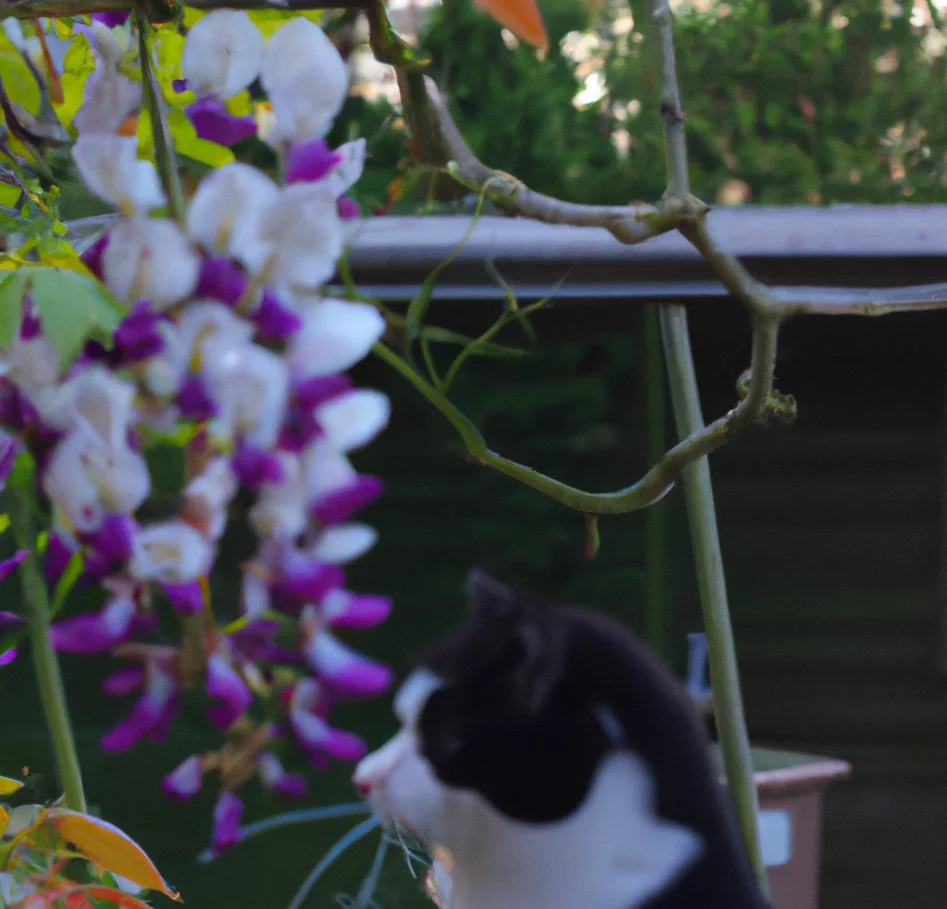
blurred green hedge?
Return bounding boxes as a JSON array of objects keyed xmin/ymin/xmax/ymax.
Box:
[{"xmin": 337, "ymin": 0, "xmax": 947, "ymax": 210}]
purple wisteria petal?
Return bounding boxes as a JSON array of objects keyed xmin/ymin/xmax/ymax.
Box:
[
  {"xmin": 162, "ymin": 580, "xmax": 204, "ymax": 615},
  {"xmin": 186, "ymin": 98, "xmax": 258, "ymax": 147},
  {"xmin": 296, "ymin": 375, "xmax": 353, "ymax": 410},
  {"xmin": 303, "ymin": 631, "xmax": 391, "ymax": 698},
  {"xmin": 278, "ymin": 377, "xmax": 353, "ymax": 451},
  {"xmin": 85, "ymin": 513, "xmax": 139, "ymax": 565},
  {"xmin": 172, "ymin": 78, "xmax": 188, "ymax": 94},
  {"xmin": 50, "ymin": 597, "xmax": 135, "ymax": 654},
  {"xmin": 337, "ymin": 197, "xmax": 360, "ymax": 220},
  {"xmin": 0, "ymin": 647, "xmax": 16, "ymax": 666},
  {"xmin": 195, "ymin": 256, "xmax": 250, "ymax": 306},
  {"xmin": 313, "ymin": 475, "xmax": 384, "ymax": 526},
  {"xmin": 101, "ymin": 669, "xmax": 179, "ymax": 753},
  {"xmin": 0, "ymin": 431, "xmax": 16, "ymax": 492},
  {"xmin": 91, "ymin": 10, "xmax": 130, "ymax": 26},
  {"xmin": 232, "ymin": 444, "xmax": 284, "ymax": 490},
  {"xmin": 285, "ymin": 139, "xmax": 341, "ymax": 184},
  {"xmin": 103, "ymin": 665, "xmax": 144, "ymax": 696},
  {"xmin": 0, "ymin": 611, "xmax": 22, "ymax": 630},
  {"xmin": 114, "ymin": 301, "xmax": 164, "ymax": 363},
  {"xmin": 162, "ymin": 755, "xmax": 204, "ymax": 802},
  {"xmin": 20, "ymin": 296, "xmax": 41, "ymax": 340},
  {"xmin": 289, "ymin": 708, "xmax": 366, "ymax": 762},
  {"xmin": 211, "ymin": 792, "xmax": 243, "ymax": 854},
  {"xmin": 258, "ymin": 751, "xmax": 308, "ymax": 799},
  {"xmin": 271, "ymin": 559, "xmax": 343, "ymax": 607},
  {"xmin": 80, "ymin": 233, "xmax": 109, "ymax": 280},
  {"xmin": 176, "ymin": 376, "xmax": 219, "ymax": 422},
  {"xmin": 206, "ymin": 653, "xmax": 253, "ymax": 729},
  {"xmin": 44, "ymin": 534, "xmax": 74, "ymax": 584},
  {"xmin": 0, "ymin": 551, "xmax": 27, "ymax": 583},
  {"xmin": 321, "ymin": 590, "xmax": 391, "ymax": 629},
  {"xmin": 250, "ymin": 289, "xmax": 303, "ymax": 342}
]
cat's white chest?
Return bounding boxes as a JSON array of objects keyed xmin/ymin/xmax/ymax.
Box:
[{"xmin": 430, "ymin": 753, "xmax": 703, "ymax": 909}]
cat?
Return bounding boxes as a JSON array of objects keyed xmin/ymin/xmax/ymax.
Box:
[{"xmin": 352, "ymin": 570, "xmax": 772, "ymax": 909}]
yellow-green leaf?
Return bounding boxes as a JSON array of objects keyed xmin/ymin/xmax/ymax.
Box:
[
  {"xmin": 0, "ymin": 267, "xmax": 126, "ymax": 368},
  {"xmin": 247, "ymin": 9, "xmax": 321, "ymax": 36},
  {"xmin": 56, "ymin": 33, "xmax": 94, "ymax": 128},
  {"xmin": 0, "ymin": 805, "xmax": 8, "ymax": 836},
  {"xmin": 45, "ymin": 809, "xmax": 180, "ymax": 900},
  {"xmin": 167, "ymin": 109, "xmax": 233, "ymax": 168},
  {"xmin": 0, "ymin": 775, "xmax": 23, "ymax": 796},
  {"xmin": 0, "ymin": 35, "xmax": 41, "ymax": 118}
]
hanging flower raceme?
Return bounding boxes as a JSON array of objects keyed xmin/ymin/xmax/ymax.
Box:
[{"xmin": 0, "ymin": 12, "xmax": 389, "ymax": 857}]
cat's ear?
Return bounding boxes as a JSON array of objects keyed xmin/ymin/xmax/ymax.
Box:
[
  {"xmin": 466, "ymin": 569, "xmax": 520, "ymax": 622},
  {"xmin": 512, "ymin": 613, "xmax": 566, "ymax": 715}
]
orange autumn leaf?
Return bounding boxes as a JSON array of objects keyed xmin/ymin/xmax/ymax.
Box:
[
  {"xmin": 45, "ymin": 810, "xmax": 180, "ymax": 900},
  {"xmin": 473, "ymin": 0, "xmax": 548, "ymax": 49},
  {"xmin": 23, "ymin": 884, "xmax": 156, "ymax": 909}
]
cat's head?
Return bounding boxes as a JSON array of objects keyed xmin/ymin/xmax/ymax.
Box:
[{"xmin": 353, "ymin": 569, "xmax": 698, "ymax": 834}]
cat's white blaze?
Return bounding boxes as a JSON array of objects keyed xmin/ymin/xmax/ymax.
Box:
[{"xmin": 353, "ymin": 674, "xmax": 705, "ymax": 909}]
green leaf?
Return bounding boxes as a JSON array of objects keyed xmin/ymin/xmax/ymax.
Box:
[{"xmin": 0, "ymin": 267, "xmax": 126, "ymax": 369}]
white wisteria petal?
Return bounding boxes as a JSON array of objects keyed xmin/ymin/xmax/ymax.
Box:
[
  {"xmin": 130, "ymin": 520, "xmax": 214, "ymax": 584},
  {"xmin": 142, "ymin": 321, "xmax": 188, "ymax": 397},
  {"xmin": 324, "ymin": 138, "xmax": 366, "ymax": 197},
  {"xmin": 261, "ymin": 21, "xmax": 347, "ymax": 145},
  {"xmin": 287, "ymin": 299, "xmax": 385, "ymax": 379},
  {"xmin": 4, "ymin": 333, "xmax": 61, "ymax": 411},
  {"xmin": 307, "ymin": 524, "xmax": 377, "ymax": 564},
  {"xmin": 72, "ymin": 134, "xmax": 165, "ymax": 216},
  {"xmin": 266, "ymin": 78, "xmax": 346, "ymax": 146},
  {"xmin": 43, "ymin": 426, "xmax": 151, "ymax": 534},
  {"xmin": 186, "ymin": 163, "xmax": 278, "ymax": 258},
  {"xmin": 181, "ymin": 10, "xmax": 262, "ymax": 99},
  {"xmin": 74, "ymin": 21, "xmax": 140, "ymax": 134},
  {"xmin": 183, "ymin": 456, "xmax": 239, "ymax": 541},
  {"xmin": 202, "ymin": 341, "xmax": 290, "ymax": 449},
  {"xmin": 315, "ymin": 389, "xmax": 390, "ymax": 452},
  {"xmin": 175, "ymin": 301, "xmax": 254, "ymax": 371},
  {"xmin": 260, "ymin": 20, "xmax": 347, "ymax": 110},
  {"xmin": 102, "ymin": 218, "xmax": 200, "ymax": 308},
  {"xmin": 301, "ymin": 437, "xmax": 357, "ymax": 503},
  {"xmin": 249, "ymin": 453, "xmax": 308, "ymax": 539},
  {"xmin": 236, "ymin": 183, "xmax": 342, "ymax": 287}
]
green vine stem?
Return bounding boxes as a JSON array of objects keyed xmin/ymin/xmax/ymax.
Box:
[
  {"xmin": 659, "ymin": 304, "xmax": 767, "ymax": 891},
  {"xmin": 11, "ymin": 474, "xmax": 87, "ymax": 813},
  {"xmin": 136, "ymin": 10, "xmax": 185, "ymax": 224},
  {"xmin": 643, "ymin": 307, "xmax": 669, "ymax": 660}
]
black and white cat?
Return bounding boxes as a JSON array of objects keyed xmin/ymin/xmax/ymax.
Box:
[{"xmin": 352, "ymin": 571, "xmax": 771, "ymax": 909}]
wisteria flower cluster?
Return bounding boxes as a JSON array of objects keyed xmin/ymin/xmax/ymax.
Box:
[{"xmin": 0, "ymin": 11, "xmax": 390, "ymax": 856}]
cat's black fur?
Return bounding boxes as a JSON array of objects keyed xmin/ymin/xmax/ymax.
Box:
[{"xmin": 414, "ymin": 570, "xmax": 771, "ymax": 909}]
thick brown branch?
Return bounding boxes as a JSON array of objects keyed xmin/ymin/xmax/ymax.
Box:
[{"xmin": 424, "ymin": 77, "xmax": 699, "ymax": 245}]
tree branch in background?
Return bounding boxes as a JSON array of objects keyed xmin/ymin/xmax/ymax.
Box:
[{"xmin": 423, "ymin": 77, "xmax": 700, "ymax": 244}]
